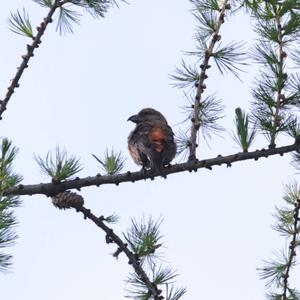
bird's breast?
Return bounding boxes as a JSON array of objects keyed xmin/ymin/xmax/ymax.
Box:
[{"xmin": 149, "ymin": 127, "xmax": 168, "ymax": 153}]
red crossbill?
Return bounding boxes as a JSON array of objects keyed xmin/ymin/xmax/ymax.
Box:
[{"xmin": 128, "ymin": 108, "xmax": 176, "ymax": 171}]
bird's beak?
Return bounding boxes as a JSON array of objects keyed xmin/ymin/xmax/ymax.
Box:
[{"xmin": 127, "ymin": 114, "xmax": 140, "ymax": 123}]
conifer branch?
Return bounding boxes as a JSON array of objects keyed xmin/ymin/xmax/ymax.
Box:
[
  {"xmin": 4, "ymin": 142, "xmax": 300, "ymax": 197},
  {"xmin": 0, "ymin": 0, "xmax": 61, "ymax": 120},
  {"xmin": 282, "ymin": 196, "xmax": 300, "ymax": 300},
  {"xmin": 73, "ymin": 205, "xmax": 162, "ymax": 300},
  {"xmin": 259, "ymin": 181, "xmax": 300, "ymax": 298},
  {"xmin": 189, "ymin": 0, "xmax": 230, "ymax": 161},
  {"xmin": 250, "ymin": 1, "xmax": 300, "ymax": 148},
  {"xmin": 271, "ymin": 8, "xmax": 285, "ymax": 148},
  {"xmin": 0, "ymin": 138, "xmax": 22, "ymax": 272}
]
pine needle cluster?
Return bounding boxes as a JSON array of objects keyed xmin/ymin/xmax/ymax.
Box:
[
  {"xmin": 123, "ymin": 216, "xmax": 186, "ymax": 300},
  {"xmin": 0, "ymin": 138, "xmax": 22, "ymax": 272},
  {"xmin": 92, "ymin": 148, "xmax": 125, "ymax": 175},
  {"xmin": 8, "ymin": 0, "xmax": 126, "ymax": 36},
  {"xmin": 232, "ymin": 107, "xmax": 256, "ymax": 152},
  {"xmin": 171, "ymin": 0, "xmax": 246, "ymax": 159},
  {"xmin": 249, "ymin": 0, "xmax": 300, "ymax": 148},
  {"xmin": 258, "ymin": 182, "xmax": 300, "ymax": 299},
  {"xmin": 35, "ymin": 146, "xmax": 82, "ymax": 182}
]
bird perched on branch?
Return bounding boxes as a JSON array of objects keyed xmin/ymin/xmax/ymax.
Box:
[{"xmin": 128, "ymin": 108, "xmax": 176, "ymax": 171}]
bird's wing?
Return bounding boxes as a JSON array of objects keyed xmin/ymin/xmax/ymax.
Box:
[{"xmin": 128, "ymin": 124, "xmax": 152, "ymax": 166}]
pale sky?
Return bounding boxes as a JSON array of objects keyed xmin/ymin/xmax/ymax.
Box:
[{"xmin": 1, "ymin": 1, "xmax": 299, "ymax": 299}]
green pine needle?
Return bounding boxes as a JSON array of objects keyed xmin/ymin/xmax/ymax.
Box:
[
  {"xmin": 182, "ymin": 93, "xmax": 224, "ymax": 141},
  {"xmin": 124, "ymin": 216, "xmax": 163, "ymax": 262},
  {"xmin": 0, "ymin": 222, "xmax": 18, "ymax": 247},
  {"xmin": 166, "ymin": 285, "xmax": 186, "ymax": 300},
  {"xmin": 35, "ymin": 146, "xmax": 83, "ymax": 181},
  {"xmin": 272, "ymin": 207, "xmax": 295, "ymax": 236},
  {"xmin": 282, "ymin": 11, "xmax": 300, "ymax": 38},
  {"xmin": 175, "ymin": 128, "xmax": 191, "ymax": 160},
  {"xmin": 252, "ymin": 42, "xmax": 279, "ymax": 67},
  {"xmin": 124, "ymin": 216, "xmax": 185, "ymax": 299},
  {"xmin": 153, "ymin": 266, "xmax": 178, "ymax": 285},
  {"xmin": 199, "ymin": 94, "xmax": 225, "ymax": 139},
  {"xmin": 0, "ymin": 253, "xmax": 13, "ymax": 273},
  {"xmin": 271, "ymin": 181, "xmax": 300, "ymax": 236},
  {"xmin": 258, "ymin": 251, "xmax": 289, "ymax": 288},
  {"xmin": 232, "ymin": 107, "xmax": 256, "ymax": 152},
  {"xmin": 34, "ymin": 0, "xmax": 127, "ymax": 34},
  {"xmin": 8, "ymin": 8, "xmax": 34, "ymax": 38},
  {"xmin": 259, "ymin": 180, "xmax": 300, "ymax": 296},
  {"xmin": 291, "ymin": 49, "xmax": 300, "ymax": 67},
  {"xmin": 56, "ymin": 6, "xmax": 81, "ymax": 34},
  {"xmin": 33, "ymin": 0, "xmax": 53, "ymax": 7},
  {"xmin": 265, "ymin": 292, "xmax": 283, "ymax": 299},
  {"xmin": 190, "ymin": 0, "xmax": 220, "ymax": 12},
  {"xmin": 256, "ymin": 19, "xmax": 278, "ymax": 42},
  {"xmin": 267, "ymin": 291, "xmax": 300, "ymax": 300},
  {"xmin": 71, "ymin": 0, "xmax": 126, "ymax": 18},
  {"xmin": 193, "ymin": 10, "xmax": 217, "ymax": 40},
  {"xmin": 0, "ymin": 138, "xmax": 23, "ymax": 192},
  {"xmin": 285, "ymin": 74, "xmax": 300, "ymax": 106},
  {"xmin": 189, "ymin": 31, "xmax": 208, "ymax": 59},
  {"xmin": 286, "ymin": 118, "xmax": 300, "ymax": 142},
  {"xmin": 212, "ymin": 41, "xmax": 247, "ymax": 79},
  {"xmin": 0, "ymin": 138, "xmax": 22, "ymax": 273},
  {"xmin": 71, "ymin": 0, "xmax": 110, "ymax": 18},
  {"xmin": 104, "ymin": 213, "xmax": 119, "ymax": 224},
  {"xmin": 291, "ymin": 152, "xmax": 300, "ymax": 173},
  {"xmin": 170, "ymin": 60, "xmax": 199, "ymax": 89},
  {"xmin": 250, "ymin": 0, "xmax": 300, "ymax": 146},
  {"xmin": 126, "ymin": 271, "xmax": 152, "ymax": 300},
  {"xmin": 126, "ymin": 265, "xmax": 185, "ymax": 300},
  {"xmin": 92, "ymin": 149, "xmax": 125, "ymax": 175},
  {"xmin": 282, "ymin": 181, "xmax": 300, "ymax": 205},
  {"xmin": 286, "ymin": 288, "xmax": 300, "ymax": 300},
  {"xmin": 250, "ymin": 78, "xmax": 296, "ymax": 144}
]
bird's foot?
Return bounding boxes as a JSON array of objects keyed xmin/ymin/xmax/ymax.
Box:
[{"xmin": 140, "ymin": 166, "xmax": 150, "ymax": 177}]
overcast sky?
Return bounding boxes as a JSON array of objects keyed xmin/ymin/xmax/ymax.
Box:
[{"xmin": 1, "ymin": 1, "xmax": 299, "ymax": 299}]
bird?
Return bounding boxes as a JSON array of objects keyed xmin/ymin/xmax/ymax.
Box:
[{"xmin": 127, "ymin": 108, "xmax": 177, "ymax": 171}]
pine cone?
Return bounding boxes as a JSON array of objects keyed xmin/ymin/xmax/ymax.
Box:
[{"xmin": 51, "ymin": 191, "xmax": 84, "ymax": 209}]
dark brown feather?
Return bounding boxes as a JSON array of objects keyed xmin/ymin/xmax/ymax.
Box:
[{"xmin": 128, "ymin": 108, "xmax": 176, "ymax": 170}]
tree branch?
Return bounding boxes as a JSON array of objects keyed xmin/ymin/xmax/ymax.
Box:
[
  {"xmin": 74, "ymin": 205, "xmax": 162, "ymax": 300},
  {"xmin": 0, "ymin": 0, "xmax": 61, "ymax": 120},
  {"xmin": 189, "ymin": 0, "xmax": 229, "ymax": 160},
  {"xmin": 282, "ymin": 195, "xmax": 300, "ymax": 300},
  {"xmin": 4, "ymin": 142, "xmax": 300, "ymax": 197},
  {"xmin": 271, "ymin": 5, "xmax": 285, "ymax": 147}
]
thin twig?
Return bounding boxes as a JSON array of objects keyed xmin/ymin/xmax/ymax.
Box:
[
  {"xmin": 189, "ymin": 0, "xmax": 230, "ymax": 160},
  {"xmin": 282, "ymin": 196, "xmax": 300, "ymax": 300},
  {"xmin": 4, "ymin": 142, "xmax": 300, "ymax": 197},
  {"xmin": 74, "ymin": 205, "xmax": 162, "ymax": 300},
  {"xmin": 271, "ymin": 6, "xmax": 285, "ymax": 147},
  {"xmin": 0, "ymin": 0, "xmax": 61, "ymax": 120}
]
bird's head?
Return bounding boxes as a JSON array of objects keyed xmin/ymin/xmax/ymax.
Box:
[{"xmin": 127, "ymin": 108, "xmax": 167, "ymax": 124}]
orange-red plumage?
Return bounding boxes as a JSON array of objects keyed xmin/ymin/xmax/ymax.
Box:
[{"xmin": 149, "ymin": 127, "xmax": 168, "ymax": 153}]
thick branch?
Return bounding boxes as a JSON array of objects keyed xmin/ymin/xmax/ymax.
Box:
[
  {"xmin": 5, "ymin": 142, "xmax": 300, "ymax": 197},
  {"xmin": 189, "ymin": 0, "xmax": 229, "ymax": 160},
  {"xmin": 0, "ymin": 0, "xmax": 61, "ymax": 120},
  {"xmin": 74, "ymin": 205, "xmax": 162, "ymax": 300},
  {"xmin": 282, "ymin": 196, "xmax": 300, "ymax": 300}
]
